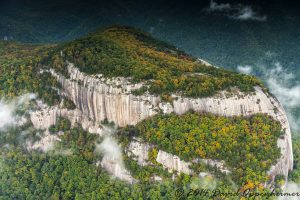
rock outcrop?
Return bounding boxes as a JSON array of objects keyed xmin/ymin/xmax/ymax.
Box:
[
  {"xmin": 29, "ymin": 105, "xmax": 102, "ymax": 151},
  {"xmin": 127, "ymin": 139, "xmax": 152, "ymax": 166},
  {"xmin": 156, "ymin": 150, "xmax": 193, "ymax": 175},
  {"xmin": 127, "ymin": 139, "xmax": 193, "ymax": 174},
  {"xmin": 30, "ymin": 106, "xmax": 101, "ymax": 134},
  {"xmin": 32, "ymin": 62, "xmax": 293, "ymax": 184},
  {"xmin": 30, "ymin": 105, "xmax": 136, "ymax": 182},
  {"xmin": 127, "ymin": 138, "xmax": 230, "ymax": 175},
  {"xmin": 172, "ymin": 87, "xmax": 293, "ymax": 182},
  {"xmin": 50, "ymin": 63, "xmax": 160, "ymax": 127}
]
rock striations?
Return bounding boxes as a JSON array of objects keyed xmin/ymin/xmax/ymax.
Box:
[{"xmin": 30, "ymin": 62, "xmax": 293, "ymax": 184}]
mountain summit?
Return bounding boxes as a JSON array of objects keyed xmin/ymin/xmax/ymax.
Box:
[
  {"xmin": 0, "ymin": 25, "xmax": 293, "ymax": 197},
  {"xmin": 48, "ymin": 25, "xmax": 262, "ymax": 99}
]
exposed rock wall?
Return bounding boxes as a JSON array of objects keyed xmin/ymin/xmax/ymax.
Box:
[
  {"xmin": 30, "ymin": 106, "xmax": 101, "ymax": 134},
  {"xmin": 172, "ymin": 87, "xmax": 293, "ymax": 181},
  {"xmin": 127, "ymin": 139, "xmax": 152, "ymax": 166},
  {"xmin": 127, "ymin": 139, "xmax": 192, "ymax": 174},
  {"xmin": 50, "ymin": 63, "xmax": 160, "ymax": 127},
  {"xmin": 156, "ymin": 150, "xmax": 192, "ymax": 175},
  {"xmin": 30, "ymin": 105, "xmax": 136, "ymax": 182},
  {"xmin": 29, "ymin": 105, "xmax": 101, "ymax": 151},
  {"xmin": 26, "ymin": 132, "xmax": 62, "ymax": 152},
  {"xmin": 40, "ymin": 63, "xmax": 292, "ymax": 183},
  {"xmin": 127, "ymin": 139, "xmax": 230, "ymax": 175}
]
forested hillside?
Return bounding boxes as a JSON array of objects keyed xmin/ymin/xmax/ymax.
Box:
[
  {"xmin": 49, "ymin": 25, "xmax": 263, "ymax": 98},
  {"xmin": 0, "ymin": 25, "xmax": 294, "ymax": 199}
]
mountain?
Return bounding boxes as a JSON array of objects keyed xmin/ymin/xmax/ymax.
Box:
[
  {"xmin": 1, "ymin": 0, "xmax": 299, "ymax": 132},
  {"xmin": 0, "ymin": 25, "xmax": 294, "ymax": 198}
]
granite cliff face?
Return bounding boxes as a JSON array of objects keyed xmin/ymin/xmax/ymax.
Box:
[
  {"xmin": 29, "ymin": 105, "xmax": 101, "ymax": 152},
  {"xmin": 50, "ymin": 63, "xmax": 160, "ymax": 127},
  {"xmin": 127, "ymin": 138, "xmax": 230, "ymax": 176},
  {"xmin": 30, "ymin": 62, "xmax": 293, "ymax": 184}
]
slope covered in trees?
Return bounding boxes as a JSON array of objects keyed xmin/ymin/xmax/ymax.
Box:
[
  {"xmin": 0, "ymin": 116, "xmax": 282, "ymax": 200},
  {"xmin": 0, "ymin": 26, "xmax": 290, "ymax": 199},
  {"xmin": 120, "ymin": 112, "xmax": 283, "ymax": 188},
  {"xmin": 0, "ymin": 41, "xmax": 60, "ymax": 104},
  {"xmin": 49, "ymin": 25, "xmax": 263, "ymax": 98},
  {"xmin": 0, "ymin": 25, "xmax": 264, "ymax": 101}
]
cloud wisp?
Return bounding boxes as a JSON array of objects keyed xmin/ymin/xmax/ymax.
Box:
[
  {"xmin": 0, "ymin": 93, "xmax": 36, "ymax": 131},
  {"xmin": 206, "ymin": 0, "xmax": 231, "ymax": 12},
  {"xmin": 237, "ymin": 65, "xmax": 253, "ymax": 74},
  {"xmin": 232, "ymin": 6, "xmax": 267, "ymax": 21},
  {"xmin": 265, "ymin": 63, "xmax": 300, "ymax": 130},
  {"xmin": 95, "ymin": 125, "xmax": 135, "ymax": 183},
  {"xmin": 237, "ymin": 62, "xmax": 300, "ymax": 130},
  {"xmin": 266, "ymin": 63, "xmax": 300, "ymax": 108},
  {"xmin": 205, "ymin": 0, "xmax": 267, "ymax": 22}
]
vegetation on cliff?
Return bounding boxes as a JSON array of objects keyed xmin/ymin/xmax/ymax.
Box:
[
  {"xmin": 120, "ymin": 112, "xmax": 283, "ymax": 188},
  {"xmin": 0, "ymin": 116, "xmax": 280, "ymax": 199},
  {"xmin": 49, "ymin": 25, "xmax": 263, "ymax": 98},
  {"xmin": 0, "ymin": 41, "xmax": 60, "ymax": 104},
  {"xmin": 0, "ymin": 25, "xmax": 264, "ymax": 103},
  {"xmin": 0, "ymin": 26, "xmax": 288, "ymax": 199}
]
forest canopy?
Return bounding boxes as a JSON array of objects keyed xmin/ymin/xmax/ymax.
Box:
[
  {"xmin": 48, "ymin": 25, "xmax": 263, "ymax": 98},
  {"xmin": 120, "ymin": 112, "xmax": 284, "ymax": 187},
  {"xmin": 0, "ymin": 25, "xmax": 265, "ymax": 102},
  {"xmin": 0, "ymin": 25, "xmax": 289, "ymax": 199}
]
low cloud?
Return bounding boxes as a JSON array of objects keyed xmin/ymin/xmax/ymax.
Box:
[
  {"xmin": 96, "ymin": 134, "xmax": 123, "ymax": 164},
  {"xmin": 232, "ymin": 6, "xmax": 266, "ymax": 21},
  {"xmin": 95, "ymin": 125, "xmax": 134, "ymax": 182},
  {"xmin": 236, "ymin": 62, "xmax": 300, "ymax": 130},
  {"xmin": 266, "ymin": 63, "xmax": 300, "ymax": 108},
  {"xmin": 237, "ymin": 65, "xmax": 252, "ymax": 74},
  {"xmin": 205, "ymin": 0, "xmax": 266, "ymax": 22},
  {"xmin": 265, "ymin": 63, "xmax": 300, "ymax": 130},
  {"xmin": 206, "ymin": 0, "xmax": 231, "ymax": 12},
  {"xmin": 0, "ymin": 93, "xmax": 36, "ymax": 130}
]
